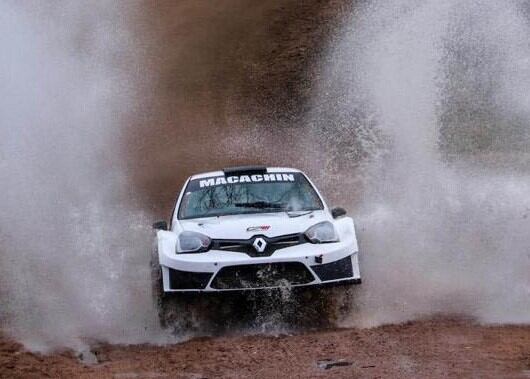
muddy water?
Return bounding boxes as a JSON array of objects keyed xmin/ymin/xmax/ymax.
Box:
[{"xmin": 125, "ymin": 1, "xmax": 354, "ymax": 211}]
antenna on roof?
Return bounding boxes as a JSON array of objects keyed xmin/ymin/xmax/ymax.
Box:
[{"xmin": 223, "ymin": 166, "xmax": 267, "ymax": 176}]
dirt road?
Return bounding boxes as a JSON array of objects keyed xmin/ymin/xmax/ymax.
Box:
[{"xmin": 1, "ymin": 318, "xmax": 528, "ymax": 378}]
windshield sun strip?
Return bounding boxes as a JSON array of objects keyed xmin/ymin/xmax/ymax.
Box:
[{"xmin": 177, "ymin": 173, "xmax": 323, "ymax": 220}]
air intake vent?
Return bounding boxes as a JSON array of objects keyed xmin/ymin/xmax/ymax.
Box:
[
  {"xmin": 168, "ymin": 268, "xmax": 212, "ymax": 290},
  {"xmin": 211, "ymin": 262, "xmax": 314, "ymax": 289},
  {"xmin": 311, "ymin": 255, "xmax": 353, "ymax": 282}
]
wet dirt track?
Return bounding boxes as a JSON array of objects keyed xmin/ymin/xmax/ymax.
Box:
[{"xmin": 1, "ymin": 319, "xmax": 529, "ymax": 378}]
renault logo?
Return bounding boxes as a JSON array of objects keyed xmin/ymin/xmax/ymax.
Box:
[{"xmin": 252, "ymin": 237, "xmax": 267, "ymax": 253}]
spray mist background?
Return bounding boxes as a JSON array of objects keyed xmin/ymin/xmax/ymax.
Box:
[
  {"xmin": 0, "ymin": 0, "xmax": 529, "ymax": 352},
  {"xmin": 0, "ymin": 2, "xmax": 163, "ymax": 350},
  {"xmin": 311, "ymin": 0, "xmax": 530, "ymax": 326}
]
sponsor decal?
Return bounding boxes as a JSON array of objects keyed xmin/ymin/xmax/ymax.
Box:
[
  {"xmin": 246, "ymin": 225, "xmax": 271, "ymax": 232},
  {"xmin": 199, "ymin": 173, "xmax": 295, "ymax": 189}
]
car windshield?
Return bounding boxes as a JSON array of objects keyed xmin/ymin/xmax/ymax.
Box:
[{"xmin": 178, "ymin": 172, "xmax": 324, "ymax": 219}]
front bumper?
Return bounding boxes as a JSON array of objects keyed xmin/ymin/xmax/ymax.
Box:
[{"xmin": 159, "ymin": 242, "xmax": 361, "ymax": 292}]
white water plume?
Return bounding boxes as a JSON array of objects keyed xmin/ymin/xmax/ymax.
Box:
[
  {"xmin": 316, "ymin": 0, "xmax": 530, "ymax": 326},
  {"xmin": 0, "ymin": 2, "xmax": 164, "ymax": 351}
]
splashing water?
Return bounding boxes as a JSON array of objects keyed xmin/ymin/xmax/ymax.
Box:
[
  {"xmin": 314, "ymin": 0, "xmax": 530, "ymax": 326},
  {"xmin": 0, "ymin": 2, "xmax": 164, "ymax": 351}
]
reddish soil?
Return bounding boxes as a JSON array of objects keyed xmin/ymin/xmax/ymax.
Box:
[{"xmin": 1, "ymin": 319, "xmax": 529, "ymax": 378}]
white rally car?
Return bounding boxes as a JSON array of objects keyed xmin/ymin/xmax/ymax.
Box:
[{"xmin": 152, "ymin": 166, "xmax": 361, "ymax": 293}]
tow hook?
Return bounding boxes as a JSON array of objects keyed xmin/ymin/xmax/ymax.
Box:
[{"xmin": 314, "ymin": 254, "xmax": 323, "ymax": 264}]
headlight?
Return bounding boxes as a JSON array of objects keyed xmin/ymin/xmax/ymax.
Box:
[
  {"xmin": 305, "ymin": 221, "xmax": 339, "ymax": 243},
  {"xmin": 176, "ymin": 231, "xmax": 211, "ymax": 253}
]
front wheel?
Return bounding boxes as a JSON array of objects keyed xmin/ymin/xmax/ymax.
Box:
[
  {"xmin": 151, "ymin": 248, "xmax": 194, "ymax": 331},
  {"xmin": 150, "ymin": 246, "xmax": 169, "ymax": 327},
  {"xmin": 150, "ymin": 247, "xmax": 227, "ymax": 334}
]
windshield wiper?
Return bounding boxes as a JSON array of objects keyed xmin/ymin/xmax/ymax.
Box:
[
  {"xmin": 286, "ymin": 210, "xmax": 314, "ymax": 218},
  {"xmin": 235, "ymin": 201, "xmax": 287, "ymax": 209}
]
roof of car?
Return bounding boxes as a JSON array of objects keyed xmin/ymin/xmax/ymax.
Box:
[{"xmin": 190, "ymin": 167, "xmax": 302, "ymax": 180}]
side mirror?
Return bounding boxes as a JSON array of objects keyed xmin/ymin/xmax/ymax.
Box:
[
  {"xmin": 152, "ymin": 220, "xmax": 168, "ymax": 230},
  {"xmin": 331, "ymin": 207, "xmax": 347, "ymax": 219}
]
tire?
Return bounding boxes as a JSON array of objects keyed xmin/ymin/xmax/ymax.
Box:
[
  {"xmin": 151, "ymin": 246, "xmax": 191, "ymax": 331},
  {"xmin": 150, "ymin": 246, "xmax": 168, "ymax": 327},
  {"xmin": 150, "ymin": 246, "xmax": 220, "ymax": 334},
  {"xmin": 286, "ymin": 283, "xmax": 360, "ymax": 327}
]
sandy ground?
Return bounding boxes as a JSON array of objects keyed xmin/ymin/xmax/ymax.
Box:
[{"xmin": 1, "ymin": 318, "xmax": 529, "ymax": 378}]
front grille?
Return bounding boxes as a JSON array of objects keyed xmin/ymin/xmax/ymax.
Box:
[
  {"xmin": 168, "ymin": 268, "xmax": 213, "ymax": 290},
  {"xmin": 311, "ymin": 255, "xmax": 353, "ymax": 282},
  {"xmin": 210, "ymin": 262, "xmax": 315, "ymax": 289},
  {"xmin": 212, "ymin": 233, "xmax": 307, "ymax": 257}
]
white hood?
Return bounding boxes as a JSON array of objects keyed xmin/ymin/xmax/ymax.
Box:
[{"xmin": 178, "ymin": 210, "xmax": 330, "ymax": 239}]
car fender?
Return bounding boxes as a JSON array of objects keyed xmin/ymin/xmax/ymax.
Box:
[
  {"xmin": 333, "ymin": 216, "xmax": 359, "ymax": 252},
  {"xmin": 156, "ymin": 230, "xmax": 177, "ymax": 265}
]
